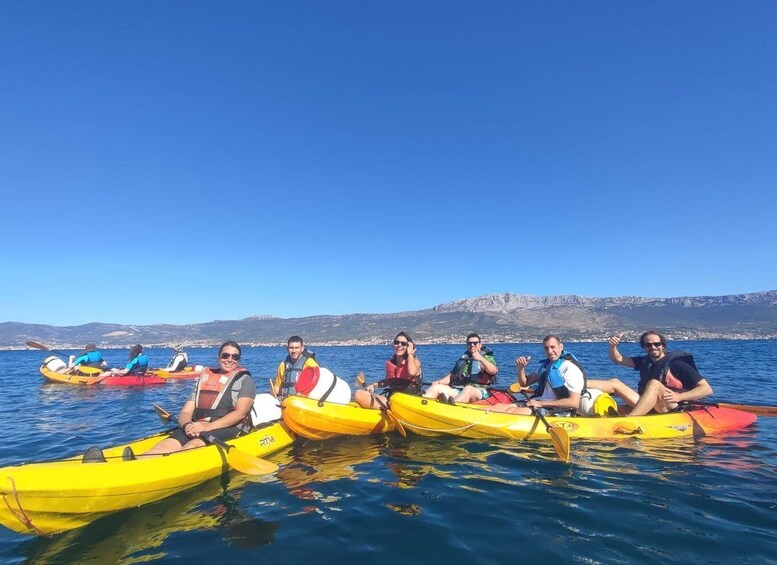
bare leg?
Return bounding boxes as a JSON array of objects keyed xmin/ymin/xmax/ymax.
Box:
[
  {"xmin": 628, "ymin": 379, "xmax": 676, "ymax": 416},
  {"xmin": 453, "ymin": 385, "xmax": 483, "ymax": 404},
  {"xmin": 142, "ymin": 437, "xmax": 183, "ymax": 455},
  {"xmin": 487, "ymin": 403, "xmax": 533, "ymax": 415},
  {"xmin": 423, "ymin": 384, "xmax": 458, "ymax": 399},
  {"xmin": 354, "ymin": 389, "xmax": 388, "ymax": 410},
  {"xmin": 588, "ymin": 378, "xmax": 640, "ymax": 407}
]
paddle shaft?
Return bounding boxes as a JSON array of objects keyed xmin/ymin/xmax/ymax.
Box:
[
  {"xmin": 689, "ymin": 400, "xmax": 777, "ymax": 417},
  {"xmin": 423, "ymin": 381, "xmax": 522, "ymax": 399},
  {"xmin": 26, "ymin": 341, "xmax": 73, "ymax": 358},
  {"xmin": 150, "ymin": 404, "xmax": 278, "ymax": 474}
]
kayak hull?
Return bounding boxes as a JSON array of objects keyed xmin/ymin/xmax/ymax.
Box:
[
  {"xmin": 40, "ymin": 366, "xmax": 166, "ymax": 386},
  {"xmin": 281, "ymin": 395, "xmax": 395, "ymax": 440},
  {"xmin": 95, "ymin": 374, "xmax": 167, "ymax": 386},
  {"xmin": 388, "ymin": 393, "xmax": 758, "ymax": 440},
  {"xmin": 0, "ymin": 421, "xmax": 295, "ymax": 535}
]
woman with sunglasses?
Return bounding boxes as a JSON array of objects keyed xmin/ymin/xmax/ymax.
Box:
[
  {"xmin": 594, "ymin": 331, "xmax": 713, "ymax": 416},
  {"xmin": 354, "ymin": 332, "xmax": 422, "ymax": 409},
  {"xmin": 143, "ymin": 341, "xmax": 256, "ymax": 455}
]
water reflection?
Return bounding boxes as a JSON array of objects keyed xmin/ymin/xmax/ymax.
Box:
[{"xmin": 18, "ymin": 473, "xmax": 277, "ymax": 564}]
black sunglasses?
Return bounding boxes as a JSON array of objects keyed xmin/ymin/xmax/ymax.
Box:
[
  {"xmin": 220, "ymin": 352, "xmax": 241, "ymax": 361},
  {"xmin": 643, "ymin": 342, "xmax": 664, "ymax": 349},
  {"xmin": 393, "ymin": 340, "xmax": 408, "ymax": 346},
  {"xmin": 467, "ymin": 341, "xmax": 480, "ymax": 346}
]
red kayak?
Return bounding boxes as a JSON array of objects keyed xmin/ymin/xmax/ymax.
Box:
[
  {"xmin": 40, "ymin": 359, "xmax": 168, "ymax": 387},
  {"xmin": 97, "ymin": 374, "xmax": 167, "ymax": 386}
]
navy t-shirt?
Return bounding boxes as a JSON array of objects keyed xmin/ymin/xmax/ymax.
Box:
[{"xmin": 631, "ymin": 354, "xmax": 705, "ymax": 393}]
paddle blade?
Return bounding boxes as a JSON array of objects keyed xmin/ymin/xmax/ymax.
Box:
[
  {"xmin": 356, "ymin": 371, "xmax": 366, "ymax": 387},
  {"xmin": 152, "ymin": 369, "xmax": 170, "ymax": 378},
  {"xmin": 225, "ymin": 447, "xmax": 279, "ymax": 475},
  {"xmin": 204, "ymin": 434, "xmax": 278, "ymax": 475},
  {"xmin": 508, "ymin": 383, "xmax": 535, "ymax": 395},
  {"xmin": 26, "ymin": 341, "xmax": 49, "ymax": 351},
  {"xmin": 77, "ymin": 366, "xmax": 103, "ymax": 375},
  {"xmin": 386, "ymin": 409, "xmax": 407, "ymax": 437},
  {"xmin": 268, "ymin": 378, "xmax": 278, "ymax": 398},
  {"xmin": 548, "ymin": 426, "xmax": 570, "ymax": 464},
  {"xmin": 153, "ymin": 403, "xmax": 173, "ymax": 424}
]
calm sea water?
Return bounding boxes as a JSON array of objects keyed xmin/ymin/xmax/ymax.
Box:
[{"xmin": 1, "ymin": 340, "xmax": 776, "ymax": 564}]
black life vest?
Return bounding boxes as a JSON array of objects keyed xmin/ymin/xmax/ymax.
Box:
[
  {"xmin": 450, "ymin": 347, "xmax": 496, "ymax": 387},
  {"xmin": 281, "ymin": 350, "xmax": 316, "ymax": 393},
  {"xmin": 637, "ymin": 351, "xmax": 697, "ymax": 394}
]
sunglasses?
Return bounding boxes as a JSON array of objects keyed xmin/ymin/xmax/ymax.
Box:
[
  {"xmin": 467, "ymin": 341, "xmax": 480, "ymax": 346},
  {"xmin": 220, "ymin": 352, "xmax": 241, "ymax": 361},
  {"xmin": 393, "ymin": 340, "xmax": 408, "ymax": 346},
  {"xmin": 643, "ymin": 342, "xmax": 664, "ymax": 349}
]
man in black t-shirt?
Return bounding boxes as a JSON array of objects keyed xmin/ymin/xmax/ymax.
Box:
[{"xmin": 608, "ymin": 331, "xmax": 713, "ymax": 416}]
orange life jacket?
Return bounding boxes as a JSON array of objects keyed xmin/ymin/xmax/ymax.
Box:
[{"xmin": 192, "ymin": 367, "xmax": 250, "ymax": 423}]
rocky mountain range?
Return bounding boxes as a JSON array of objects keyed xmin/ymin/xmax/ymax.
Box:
[{"xmin": 3, "ymin": 290, "xmax": 776, "ymax": 350}]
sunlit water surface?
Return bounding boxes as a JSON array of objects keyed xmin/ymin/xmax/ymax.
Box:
[{"xmin": 1, "ymin": 340, "xmax": 775, "ymax": 563}]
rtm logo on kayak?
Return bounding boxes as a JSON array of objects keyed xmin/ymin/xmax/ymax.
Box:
[
  {"xmin": 551, "ymin": 421, "xmax": 579, "ymax": 431},
  {"xmin": 259, "ymin": 436, "xmax": 276, "ymax": 447}
]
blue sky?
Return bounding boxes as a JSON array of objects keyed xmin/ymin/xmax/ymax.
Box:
[{"xmin": 2, "ymin": 1, "xmax": 776, "ymax": 326}]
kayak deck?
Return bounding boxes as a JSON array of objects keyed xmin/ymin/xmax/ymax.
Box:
[
  {"xmin": 0, "ymin": 421, "xmax": 294, "ymax": 535},
  {"xmin": 40, "ymin": 366, "xmax": 167, "ymax": 386},
  {"xmin": 281, "ymin": 395, "xmax": 396, "ymax": 440},
  {"xmin": 388, "ymin": 393, "xmax": 758, "ymax": 441}
]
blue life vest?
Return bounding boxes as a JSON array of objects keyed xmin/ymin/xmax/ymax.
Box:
[
  {"xmin": 74, "ymin": 350, "xmax": 104, "ymax": 367},
  {"xmin": 533, "ymin": 352, "xmax": 588, "ymax": 399},
  {"xmin": 126, "ymin": 353, "xmax": 149, "ymax": 375}
]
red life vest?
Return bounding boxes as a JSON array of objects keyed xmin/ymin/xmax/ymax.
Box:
[
  {"xmin": 385, "ymin": 357, "xmax": 412, "ymax": 381},
  {"xmin": 192, "ymin": 367, "xmax": 249, "ymax": 422},
  {"xmin": 382, "ymin": 356, "xmax": 420, "ymax": 393}
]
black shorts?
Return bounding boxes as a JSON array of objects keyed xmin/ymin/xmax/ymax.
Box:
[{"xmin": 167, "ymin": 425, "xmax": 242, "ymax": 446}]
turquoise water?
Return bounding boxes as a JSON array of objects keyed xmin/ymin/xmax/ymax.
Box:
[{"xmin": 1, "ymin": 340, "xmax": 776, "ymax": 563}]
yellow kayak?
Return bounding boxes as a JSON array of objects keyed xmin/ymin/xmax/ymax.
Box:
[
  {"xmin": 281, "ymin": 395, "xmax": 395, "ymax": 440},
  {"xmin": 0, "ymin": 422, "xmax": 295, "ymax": 536},
  {"xmin": 388, "ymin": 393, "xmax": 757, "ymax": 440}
]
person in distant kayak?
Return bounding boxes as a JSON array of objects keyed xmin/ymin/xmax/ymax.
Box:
[
  {"xmin": 423, "ymin": 333, "xmax": 498, "ymax": 404},
  {"xmin": 143, "ymin": 341, "xmax": 256, "ymax": 455},
  {"xmin": 273, "ymin": 336, "xmax": 318, "ymax": 398},
  {"xmin": 110, "ymin": 344, "xmax": 149, "ymax": 376},
  {"xmin": 355, "ymin": 332, "xmax": 423, "ymax": 409},
  {"xmin": 488, "ymin": 335, "xmax": 586, "ymax": 416},
  {"xmin": 165, "ymin": 346, "xmax": 189, "ymax": 372},
  {"xmin": 68, "ymin": 343, "xmax": 108, "ymax": 372},
  {"xmin": 604, "ymin": 331, "xmax": 713, "ymax": 416}
]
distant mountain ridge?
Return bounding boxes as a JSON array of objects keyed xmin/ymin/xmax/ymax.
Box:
[{"xmin": 3, "ymin": 290, "xmax": 776, "ymax": 350}]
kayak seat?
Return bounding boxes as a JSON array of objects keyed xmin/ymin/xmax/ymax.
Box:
[{"xmin": 82, "ymin": 447, "xmax": 107, "ymax": 463}]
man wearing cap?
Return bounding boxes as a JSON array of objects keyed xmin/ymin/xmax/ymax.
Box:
[{"xmin": 68, "ymin": 343, "xmax": 108, "ymax": 372}]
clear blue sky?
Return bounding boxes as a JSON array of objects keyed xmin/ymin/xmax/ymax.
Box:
[{"xmin": 2, "ymin": 1, "xmax": 776, "ymax": 326}]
